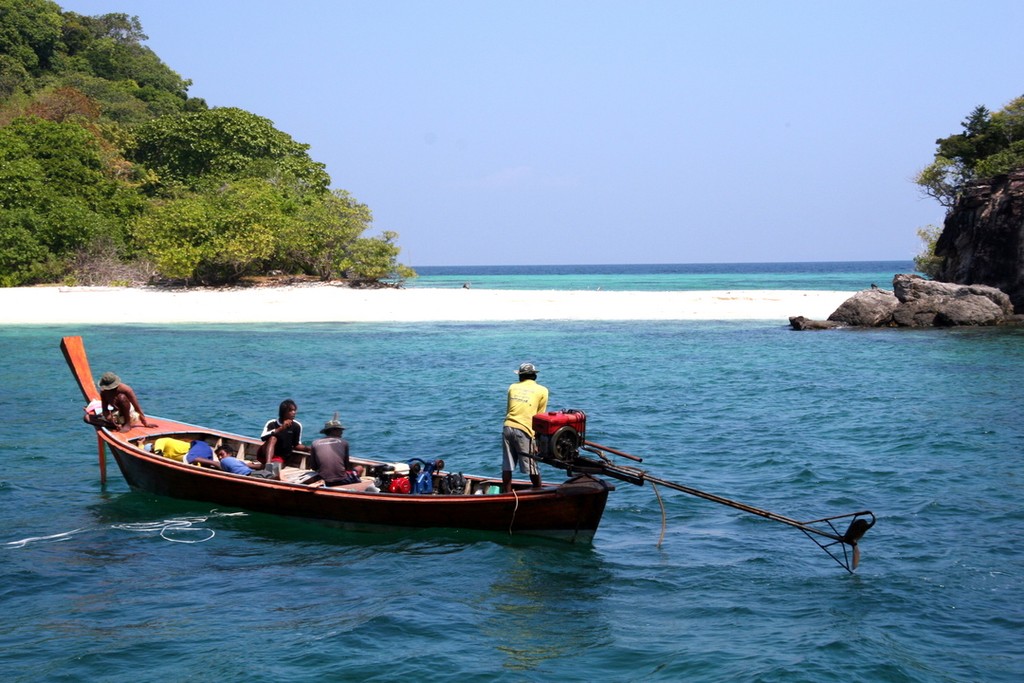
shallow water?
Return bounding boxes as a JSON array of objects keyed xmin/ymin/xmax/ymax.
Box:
[
  {"xmin": 406, "ymin": 260, "xmax": 913, "ymax": 290},
  {"xmin": 2, "ymin": 318, "xmax": 1022, "ymax": 682}
]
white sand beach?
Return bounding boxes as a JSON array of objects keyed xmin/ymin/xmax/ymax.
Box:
[{"xmin": 0, "ymin": 285, "xmax": 854, "ymax": 324}]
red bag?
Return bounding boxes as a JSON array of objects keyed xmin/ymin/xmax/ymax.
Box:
[{"xmin": 388, "ymin": 476, "xmax": 410, "ymax": 494}]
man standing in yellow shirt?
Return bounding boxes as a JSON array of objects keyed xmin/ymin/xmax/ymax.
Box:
[{"xmin": 502, "ymin": 362, "xmax": 549, "ymax": 492}]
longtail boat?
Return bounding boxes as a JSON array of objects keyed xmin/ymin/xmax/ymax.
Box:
[
  {"xmin": 61, "ymin": 336, "xmax": 612, "ymax": 543},
  {"xmin": 63, "ymin": 335, "xmax": 875, "ymax": 569}
]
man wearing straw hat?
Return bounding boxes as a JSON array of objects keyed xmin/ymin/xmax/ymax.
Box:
[
  {"xmin": 309, "ymin": 413, "xmax": 364, "ymax": 487},
  {"xmin": 502, "ymin": 362, "xmax": 548, "ymax": 492},
  {"xmin": 86, "ymin": 372, "xmax": 155, "ymax": 432}
]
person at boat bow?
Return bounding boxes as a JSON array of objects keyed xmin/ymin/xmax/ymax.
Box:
[
  {"xmin": 502, "ymin": 362, "xmax": 548, "ymax": 492},
  {"xmin": 86, "ymin": 372, "xmax": 155, "ymax": 432}
]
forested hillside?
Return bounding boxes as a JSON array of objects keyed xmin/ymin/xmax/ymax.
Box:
[{"xmin": 0, "ymin": 0, "xmax": 413, "ymax": 287}]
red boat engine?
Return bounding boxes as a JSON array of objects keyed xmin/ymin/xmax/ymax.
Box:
[{"xmin": 533, "ymin": 409, "xmax": 586, "ymax": 466}]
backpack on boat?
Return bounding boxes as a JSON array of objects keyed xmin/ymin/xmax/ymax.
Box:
[{"xmin": 407, "ymin": 458, "xmax": 438, "ymax": 494}]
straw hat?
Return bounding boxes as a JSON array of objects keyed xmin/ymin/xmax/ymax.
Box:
[
  {"xmin": 516, "ymin": 362, "xmax": 538, "ymax": 375},
  {"xmin": 320, "ymin": 412, "xmax": 345, "ymax": 434}
]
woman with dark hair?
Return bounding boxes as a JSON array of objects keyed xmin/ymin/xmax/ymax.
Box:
[{"xmin": 257, "ymin": 399, "xmax": 310, "ymax": 469}]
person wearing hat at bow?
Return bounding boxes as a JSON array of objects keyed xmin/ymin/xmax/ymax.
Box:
[
  {"xmin": 308, "ymin": 413, "xmax": 365, "ymax": 487},
  {"xmin": 502, "ymin": 362, "xmax": 548, "ymax": 492},
  {"xmin": 85, "ymin": 372, "xmax": 155, "ymax": 433}
]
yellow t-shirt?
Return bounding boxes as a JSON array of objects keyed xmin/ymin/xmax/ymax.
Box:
[
  {"xmin": 504, "ymin": 379, "xmax": 549, "ymax": 438},
  {"xmin": 154, "ymin": 437, "xmax": 191, "ymax": 462}
]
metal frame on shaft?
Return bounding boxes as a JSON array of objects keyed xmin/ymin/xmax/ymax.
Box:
[{"xmin": 536, "ymin": 427, "xmax": 876, "ymax": 573}]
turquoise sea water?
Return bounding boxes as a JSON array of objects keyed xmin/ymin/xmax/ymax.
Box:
[
  {"xmin": 3, "ymin": 263, "xmax": 1023, "ymax": 682},
  {"xmin": 405, "ymin": 260, "xmax": 914, "ymax": 291}
]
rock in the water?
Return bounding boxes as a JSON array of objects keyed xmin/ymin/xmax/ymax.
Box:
[
  {"xmin": 788, "ymin": 316, "xmax": 842, "ymax": 330},
  {"xmin": 827, "ymin": 288, "xmax": 899, "ymax": 326},
  {"xmin": 791, "ymin": 274, "xmax": 1018, "ymax": 329}
]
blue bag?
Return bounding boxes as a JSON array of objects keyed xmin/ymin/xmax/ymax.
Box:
[{"xmin": 407, "ymin": 458, "xmax": 438, "ymax": 494}]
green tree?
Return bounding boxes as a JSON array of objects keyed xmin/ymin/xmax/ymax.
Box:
[
  {"xmin": 0, "ymin": 208, "xmax": 53, "ymax": 286},
  {"xmin": 935, "ymin": 105, "xmax": 1002, "ymax": 168},
  {"xmin": 917, "ymin": 95, "xmax": 1024, "ymax": 206},
  {"xmin": 71, "ymin": 12, "xmax": 147, "ymax": 45},
  {"xmin": 975, "ymin": 140, "xmax": 1024, "ymax": 178},
  {"xmin": 131, "ymin": 107, "xmax": 330, "ymax": 193},
  {"xmin": 0, "ymin": 116, "xmax": 144, "ymax": 284},
  {"xmin": 81, "ymin": 35, "xmax": 189, "ymax": 98},
  {"xmin": 131, "ymin": 179, "xmax": 287, "ymax": 283},
  {"xmin": 913, "ymin": 224, "xmax": 943, "ymax": 278},
  {"xmin": 341, "ymin": 231, "xmax": 416, "ymax": 283},
  {"xmin": 0, "ymin": 54, "xmax": 31, "ymax": 99},
  {"xmin": 913, "ymin": 156, "xmax": 962, "ymax": 208},
  {"xmin": 52, "ymin": 72, "xmax": 158, "ymax": 124},
  {"xmin": 0, "ymin": 0, "xmax": 62, "ymax": 78},
  {"xmin": 0, "ymin": 117, "xmax": 137, "ymax": 250},
  {"xmin": 278, "ymin": 190, "xmax": 372, "ymax": 280}
]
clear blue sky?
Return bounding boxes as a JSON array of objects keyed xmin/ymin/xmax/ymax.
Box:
[{"xmin": 59, "ymin": 0, "xmax": 1024, "ymax": 266}]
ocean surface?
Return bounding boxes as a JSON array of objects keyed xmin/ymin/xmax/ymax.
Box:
[
  {"xmin": 3, "ymin": 262, "xmax": 1023, "ymax": 682},
  {"xmin": 404, "ymin": 260, "xmax": 914, "ymax": 291}
]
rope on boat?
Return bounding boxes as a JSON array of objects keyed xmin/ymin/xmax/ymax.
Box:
[
  {"xmin": 509, "ymin": 489, "xmax": 520, "ymax": 536},
  {"xmin": 651, "ymin": 481, "xmax": 667, "ymax": 549},
  {"xmin": 589, "ymin": 445, "xmax": 667, "ymax": 548}
]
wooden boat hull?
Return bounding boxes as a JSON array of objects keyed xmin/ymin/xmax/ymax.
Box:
[
  {"xmin": 63, "ymin": 337, "xmax": 611, "ymax": 542},
  {"xmin": 103, "ymin": 426, "xmax": 610, "ymax": 541}
]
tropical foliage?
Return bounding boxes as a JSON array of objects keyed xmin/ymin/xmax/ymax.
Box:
[
  {"xmin": 0, "ymin": 0, "xmax": 413, "ymax": 287},
  {"xmin": 915, "ymin": 96, "xmax": 1024, "ymax": 208},
  {"xmin": 912, "ymin": 225, "xmax": 943, "ymax": 278}
]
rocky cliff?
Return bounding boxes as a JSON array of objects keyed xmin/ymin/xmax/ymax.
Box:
[{"xmin": 935, "ymin": 169, "xmax": 1024, "ymax": 313}]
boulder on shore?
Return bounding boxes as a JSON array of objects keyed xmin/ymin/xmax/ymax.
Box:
[{"xmin": 789, "ymin": 274, "xmax": 1020, "ymax": 329}]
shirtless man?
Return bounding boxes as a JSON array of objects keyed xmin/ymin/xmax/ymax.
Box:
[{"xmin": 86, "ymin": 372, "xmax": 155, "ymax": 432}]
